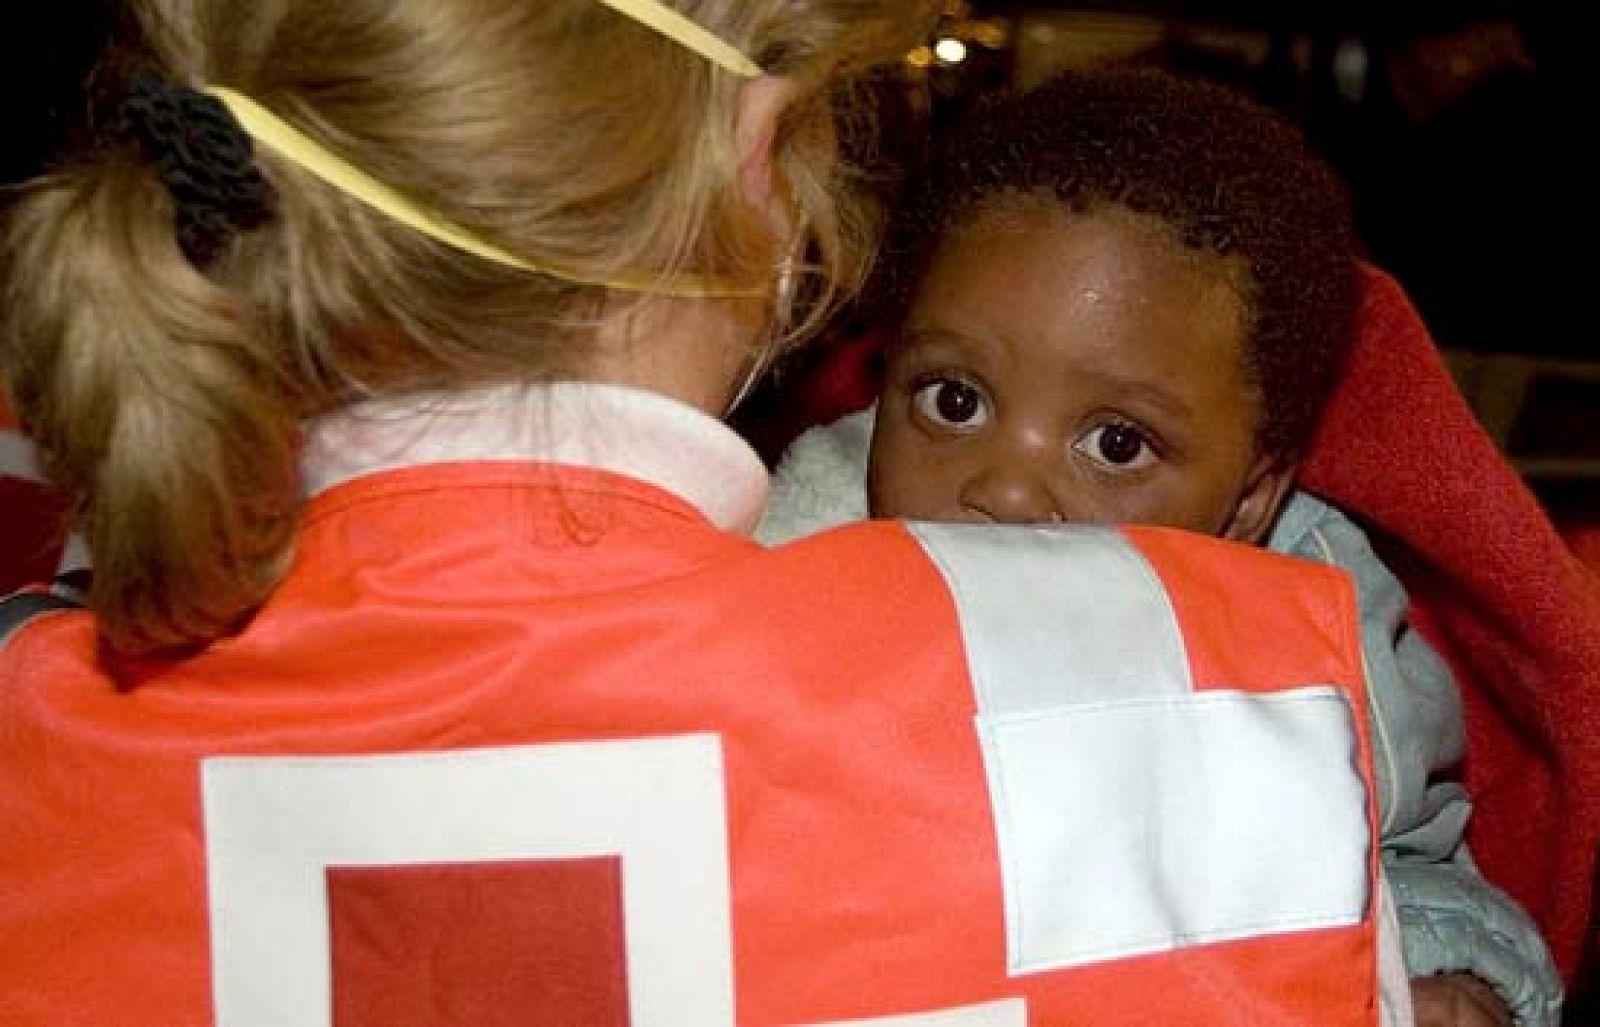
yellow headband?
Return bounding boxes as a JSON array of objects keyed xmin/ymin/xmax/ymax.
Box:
[
  {"xmin": 203, "ymin": 4, "xmax": 764, "ymax": 298},
  {"xmin": 599, "ymin": 0, "xmax": 762, "ymax": 78}
]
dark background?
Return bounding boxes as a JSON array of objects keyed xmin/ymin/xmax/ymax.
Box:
[
  {"xmin": 2, "ymin": 0, "xmax": 1594, "ymax": 520},
  {"xmin": 920, "ymin": 1, "xmax": 1597, "ymax": 529}
]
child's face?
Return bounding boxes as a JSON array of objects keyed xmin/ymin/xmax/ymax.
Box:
[{"xmin": 868, "ymin": 202, "xmax": 1293, "ymax": 542}]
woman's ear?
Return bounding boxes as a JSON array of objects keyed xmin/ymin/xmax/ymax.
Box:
[
  {"xmin": 734, "ymin": 75, "xmax": 804, "ymax": 235},
  {"xmin": 1222, "ymin": 454, "xmax": 1299, "ymax": 545}
]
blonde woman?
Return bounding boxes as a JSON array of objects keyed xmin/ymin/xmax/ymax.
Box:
[{"xmin": 2, "ymin": 2, "xmax": 1411, "ymax": 1024}]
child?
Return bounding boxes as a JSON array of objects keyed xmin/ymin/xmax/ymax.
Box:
[{"xmin": 758, "ymin": 68, "xmax": 1561, "ymax": 1026}]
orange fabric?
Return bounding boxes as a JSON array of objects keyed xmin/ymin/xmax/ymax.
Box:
[{"xmin": 2, "ymin": 462, "xmax": 1377, "ymax": 1025}]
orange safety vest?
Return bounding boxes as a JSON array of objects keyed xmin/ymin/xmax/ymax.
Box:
[{"xmin": 0, "ymin": 457, "xmax": 1383, "ymax": 1026}]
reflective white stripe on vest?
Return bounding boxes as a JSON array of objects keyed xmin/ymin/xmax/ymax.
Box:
[
  {"xmin": 910, "ymin": 523, "xmax": 1371, "ymax": 973},
  {"xmin": 907, "ymin": 523, "xmax": 1192, "ymax": 710}
]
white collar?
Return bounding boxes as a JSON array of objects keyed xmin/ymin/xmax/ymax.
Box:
[{"xmin": 301, "ymin": 382, "xmax": 770, "ymax": 534}]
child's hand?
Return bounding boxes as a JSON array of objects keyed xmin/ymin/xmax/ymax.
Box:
[{"xmin": 1410, "ymin": 974, "xmax": 1513, "ymax": 1027}]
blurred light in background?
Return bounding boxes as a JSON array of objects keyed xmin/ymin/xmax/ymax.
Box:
[{"xmin": 935, "ymin": 37, "xmax": 969, "ymax": 64}]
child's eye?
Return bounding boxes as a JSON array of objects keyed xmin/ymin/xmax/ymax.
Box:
[
  {"xmin": 910, "ymin": 377, "xmax": 991, "ymax": 431},
  {"xmin": 1075, "ymin": 422, "xmax": 1157, "ymax": 471}
]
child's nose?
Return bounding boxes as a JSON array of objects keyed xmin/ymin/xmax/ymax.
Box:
[{"xmin": 957, "ymin": 458, "xmax": 1066, "ymax": 525}]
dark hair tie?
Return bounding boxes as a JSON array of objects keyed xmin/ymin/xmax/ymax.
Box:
[{"xmin": 120, "ymin": 76, "xmax": 275, "ymax": 266}]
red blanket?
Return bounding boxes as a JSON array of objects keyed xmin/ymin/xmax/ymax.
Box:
[{"xmin": 1301, "ymin": 267, "xmax": 1600, "ymax": 983}]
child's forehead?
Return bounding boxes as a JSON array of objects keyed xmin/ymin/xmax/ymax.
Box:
[
  {"xmin": 943, "ymin": 199, "xmax": 1245, "ymax": 316},
  {"xmin": 932, "ymin": 198, "xmax": 1250, "ymax": 308}
]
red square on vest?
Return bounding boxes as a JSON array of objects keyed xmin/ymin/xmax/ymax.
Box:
[{"xmin": 327, "ymin": 856, "xmax": 630, "ymax": 1027}]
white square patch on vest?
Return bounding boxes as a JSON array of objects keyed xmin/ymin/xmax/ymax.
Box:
[
  {"xmin": 979, "ymin": 687, "xmax": 1370, "ymax": 972},
  {"xmin": 203, "ymin": 734, "xmax": 732, "ymax": 1026}
]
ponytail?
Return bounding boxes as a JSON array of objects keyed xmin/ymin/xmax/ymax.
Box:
[{"xmin": 1, "ymin": 154, "xmax": 300, "ymax": 657}]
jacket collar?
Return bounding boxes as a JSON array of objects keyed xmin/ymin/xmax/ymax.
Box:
[{"xmin": 301, "ymin": 382, "xmax": 769, "ymax": 534}]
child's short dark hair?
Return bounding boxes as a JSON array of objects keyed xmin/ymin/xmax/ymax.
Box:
[{"xmin": 881, "ymin": 67, "xmax": 1361, "ymax": 460}]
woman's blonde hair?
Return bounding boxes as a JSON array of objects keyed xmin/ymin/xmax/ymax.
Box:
[{"xmin": 1, "ymin": 0, "xmax": 931, "ymax": 659}]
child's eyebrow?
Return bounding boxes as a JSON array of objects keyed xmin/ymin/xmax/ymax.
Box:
[
  {"xmin": 890, "ymin": 328, "xmax": 984, "ymax": 359},
  {"xmin": 1073, "ymin": 368, "xmax": 1198, "ymax": 422}
]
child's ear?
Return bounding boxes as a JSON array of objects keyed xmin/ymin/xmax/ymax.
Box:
[
  {"xmin": 1222, "ymin": 454, "xmax": 1298, "ymax": 545},
  {"xmin": 734, "ymin": 75, "xmax": 805, "ymax": 237}
]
